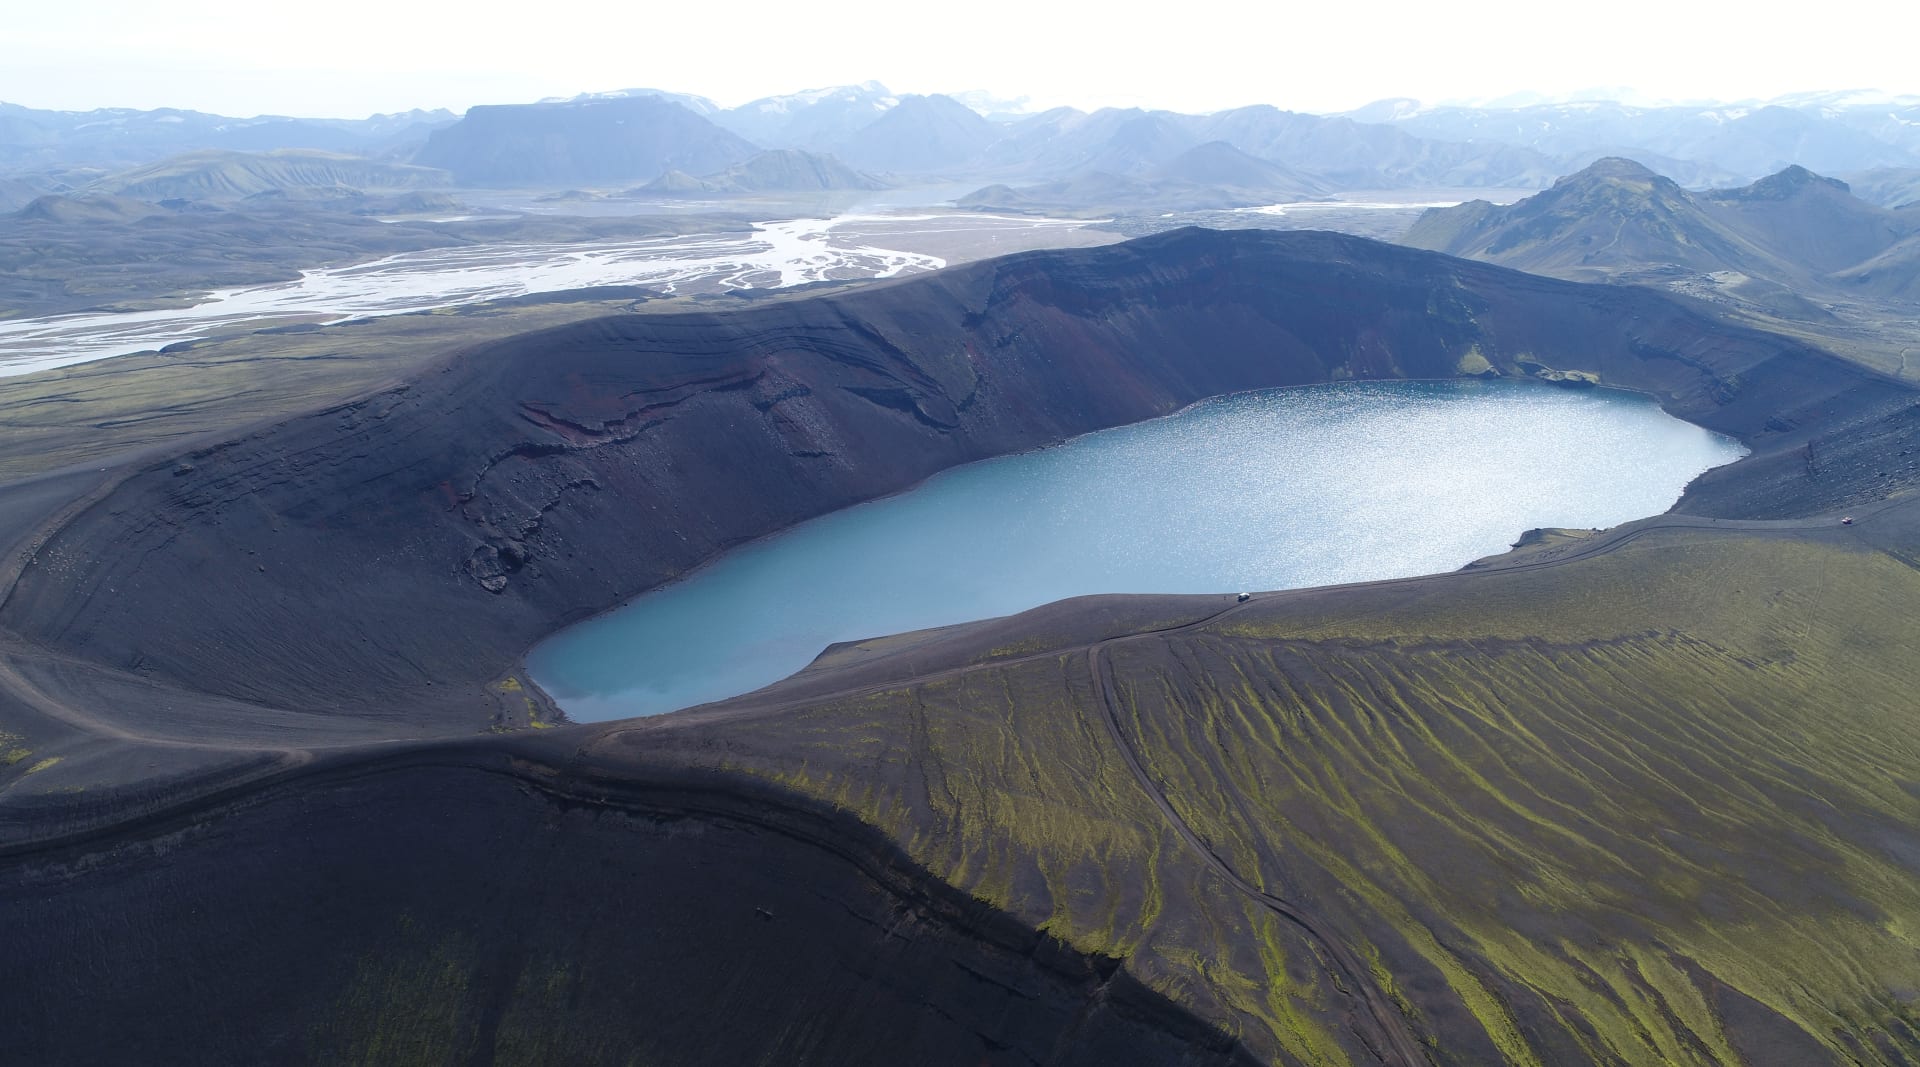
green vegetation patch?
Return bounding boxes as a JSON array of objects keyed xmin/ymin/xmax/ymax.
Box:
[
  {"xmin": 1455, "ymin": 349, "xmax": 1495, "ymax": 376},
  {"xmin": 698, "ymin": 522, "xmax": 1920, "ymax": 1063}
]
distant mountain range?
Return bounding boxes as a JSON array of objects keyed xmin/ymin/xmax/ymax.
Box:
[
  {"xmin": 832, "ymin": 94, "xmax": 1004, "ymax": 174},
  {"xmin": 713, "ymin": 82, "xmax": 901, "ymax": 151},
  {"xmin": 1405, "ymin": 158, "xmax": 1919, "ymax": 285},
  {"xmin": 0, "ymin": 102, "xmax": 452, "ymax": 172},
  {"xmin": 9, "ymin": 84, "xmax": 1920, "ymax": 207},
  {"xmin": 1349, "ymin": 95, "xmax": 1920, "ymax": 179},
  {"xmin": 401, "ymin": 91, "xmax": 1575, "ymax": 192},
  {"xmin": 414, "ymin": 96, "xmax": 759, "ymax": 186},
  {"xmin": 88, "ymin": 149, "xmax": 449, "ymax": 201},
  {"xmin": 635, "ymin": 149, "xmax": 888, "ymax": 196},
  {"xmin": 1403, "ymin": 156, "xmax": 1920, "ymax": 368},
  {"xmin": 1842, "ymin": 167, "xmax": 1920, "ymax": 209},
  {"xmin": 406, "ymin": 86, "xmax": 1920, "ymax": 197},
  {"xmin": 961, "ymin": 141, "xmax": 1328, "ymax": 215}
]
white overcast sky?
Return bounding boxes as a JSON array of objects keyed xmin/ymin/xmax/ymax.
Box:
[{"xmin": 3, "ymin": 0, "xmax": 1916, "ymax": 118}]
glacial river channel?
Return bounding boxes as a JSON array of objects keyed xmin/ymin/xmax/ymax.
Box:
[{"xmin": 0, "ymin": 212, "xmax": 1093, "ymax": 376}]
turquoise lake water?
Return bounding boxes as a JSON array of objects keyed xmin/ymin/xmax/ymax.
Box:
[{"xmin": 528, "ymin": 379, "xmax": 1746, "ymax": 720}]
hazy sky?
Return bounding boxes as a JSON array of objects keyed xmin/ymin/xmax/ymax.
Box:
[{"xmin": 4, "ymin": 0, "xmax": 1916, "ymax": 118}]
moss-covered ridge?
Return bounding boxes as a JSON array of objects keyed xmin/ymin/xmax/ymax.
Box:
[
  {"xmin": 0, "ymin": 738, "xmax": 1256, "ymax": 1066},
  {"xmin": 604, "ymin": 504, "xmax": 1920, "ymax": 1064}
]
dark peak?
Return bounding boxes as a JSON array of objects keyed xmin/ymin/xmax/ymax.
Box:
[
  {"xmin": 1557, "ymin": 156, "xmax": 1661, "ymax": 185},
  {"xmin": 1542, "ymin": 158, "xmax": 1695, "ymax": 207},
  {"xmin": 1723, "ymin": 164, "xmax": 1853, "ymax": 202}
]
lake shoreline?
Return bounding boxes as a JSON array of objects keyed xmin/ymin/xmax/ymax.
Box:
[{"xmin": 529, "ymin": 378, "xmax": 1744, "ymax": 721}]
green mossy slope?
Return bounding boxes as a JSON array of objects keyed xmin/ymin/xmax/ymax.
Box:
[{"xmin": 610, "ymin": 513, "xmax": 1920, "ymax": 1064}]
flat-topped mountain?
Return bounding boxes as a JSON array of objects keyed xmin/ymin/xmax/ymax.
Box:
[
  {"xmin": 416, "ymin": 95, "xmax": 759, "ymax": 186},
  {"xmin": 636, "ymin": 149, "xmax": 888, "ymax": 196},
  {"xmin": 88, "ymin": 149, "xmax": 451, "ymax": 202}
]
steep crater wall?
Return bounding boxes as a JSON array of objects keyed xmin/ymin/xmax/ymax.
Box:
[
  {"xmin": 4, "ymin": 228, "xmax": 1916, "ymax": 723},
  {"xmin": 0, "ymin": 741, "xmax": 1252, "ymax": 1065}
]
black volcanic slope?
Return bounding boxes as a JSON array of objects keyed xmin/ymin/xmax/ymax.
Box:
[
  {"xmin": 0, "ymin": 737, "xmax": 1252, "ymax": 1066},
  {"xmin": 5, "ymin": 229, "xmax": 1912, "ymax": 723},
  {"xmin": 4, "ymin": 229, "xmax": 1920, "ymax": 1065}
]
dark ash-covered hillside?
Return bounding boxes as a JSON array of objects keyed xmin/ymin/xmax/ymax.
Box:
[
  {"xmin": 5, "ymin": 228, "xmax": 1917, "ymax": 728},
  {"xmin": 5, "ymin": 227, "xmax": 1920, "ymax": 1066},
  {"xmin": 0, "ymin": 736, "xmax": 1254, "ymax": 1066}
]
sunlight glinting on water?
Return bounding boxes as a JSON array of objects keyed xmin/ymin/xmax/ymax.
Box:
[{"xmin": 530, "ymin": 379, "xmax": 1747, "ymax": 721}]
